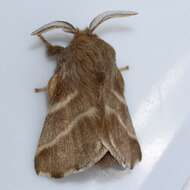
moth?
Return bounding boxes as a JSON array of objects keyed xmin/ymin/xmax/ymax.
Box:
[{"xmin": 32, "ymin": 10, "xmax": 142, "ymax": 178}]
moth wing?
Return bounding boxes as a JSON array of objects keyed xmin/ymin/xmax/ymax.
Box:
[
  {"xmin": 101, "ymin": 71, "xmax": 142, "ymax": 169},
  {"xmin": 35, "ymin": 74, "xmax": 107, "ymax": 178}
]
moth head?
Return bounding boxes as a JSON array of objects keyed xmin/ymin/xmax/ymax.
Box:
[{"xmin": 31, "ymin": 10, "xmax": 137, "ymax": 38}]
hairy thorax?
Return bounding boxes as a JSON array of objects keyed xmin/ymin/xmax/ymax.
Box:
[{"xmin": 64, "ymin": 32, "xmax": 116, "ymax": 88}]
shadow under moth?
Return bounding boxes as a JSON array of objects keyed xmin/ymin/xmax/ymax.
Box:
[{"xmin": 32, "ymin": 10, "xmax": 142, "ymax": 179}]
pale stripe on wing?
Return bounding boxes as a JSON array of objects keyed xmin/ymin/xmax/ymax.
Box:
[
  {"xmin": 105, "ymin": 105, "xmax": 137, "ymax": 140},
  {"xmin": 37, "ymin": 107, "xmax": 97, "ymax": 155},
  {"xmin": 111, "ymin": 89, "xmax": 126, "ymax": 105},
  {"xmin": 48, "ymin": 90, "xmax": 78, "ymax": 114}
]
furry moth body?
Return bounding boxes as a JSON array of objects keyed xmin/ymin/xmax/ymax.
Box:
[{"xmin": 32, "ymin": 10, "xmax": 142, "ymax": 178}]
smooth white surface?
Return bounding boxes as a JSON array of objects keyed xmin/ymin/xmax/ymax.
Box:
[{"xmin": 0, "ymin": 0, "xmax": 190, "ymax": 190}]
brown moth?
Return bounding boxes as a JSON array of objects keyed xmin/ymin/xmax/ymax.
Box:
[{"xmin": 32, "ymin": 10, "xmax": 142, "ymax": 179}]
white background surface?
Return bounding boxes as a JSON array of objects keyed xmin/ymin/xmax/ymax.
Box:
[{"xmin": 0, "ymin": 0, "xmax": 190, "ymax": 190}]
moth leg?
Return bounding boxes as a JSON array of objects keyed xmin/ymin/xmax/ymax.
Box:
[
  {"xmin": 119, "ymin": 65, "xmax": 129, "ymax": 72},
  {"xmin": 38, "ymin": 34, "xmax": 64, "ymax": 56},
  {"xmin": 34, "ymin": 86, "xmax": 47, "ymax": 93}
]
